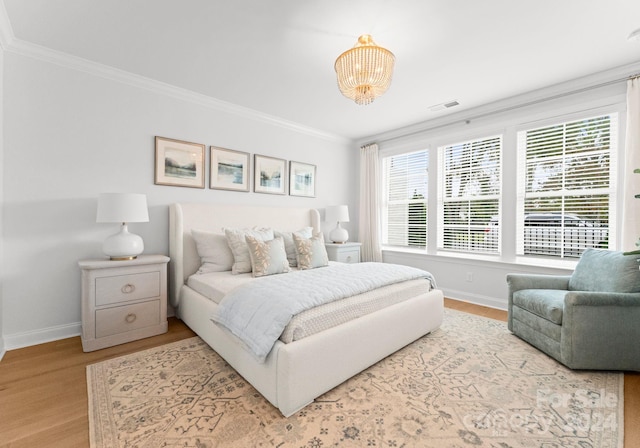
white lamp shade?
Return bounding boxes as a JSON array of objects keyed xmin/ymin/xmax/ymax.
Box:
[
  {"xmin": 326, "ymin": 205, "xmax": 350, "ymax": 223},
  {"xmin": 97, "ymin": 193, "xmax": 149, "ymax": 223}
]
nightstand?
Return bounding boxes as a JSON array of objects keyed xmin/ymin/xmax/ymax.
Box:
[
  {"xmin": 79, "ymin": 255, "xmax": 169, "ymax": 352},
  {"xmin": 325, "ymin": 242, "xmax": 362, "ymax": 264}
]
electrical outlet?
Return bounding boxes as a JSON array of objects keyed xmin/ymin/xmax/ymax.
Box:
[{"xmin": 466, "ymin": 272, "xmax": 473, "ymax": 282}]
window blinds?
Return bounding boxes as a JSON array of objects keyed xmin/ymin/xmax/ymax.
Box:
[
  {"xmin": 516, "ymin": 114, "xmax": 617, "ymax": 258},
  {"xmin": 438, "ymin": 136, "xmax": 502, "ymax": 254},
  {"xmin": 382, "ymin": 150, "xmax": 428, "ymax": 248}
]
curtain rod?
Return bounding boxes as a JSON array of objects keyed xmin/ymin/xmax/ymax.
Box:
[{"xmin": 372, "ymin": 73, "xmax": 639, "ymax": 146}]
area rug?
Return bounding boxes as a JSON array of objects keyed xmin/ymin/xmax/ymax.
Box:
[{"xmin": 87, "ymin": 309, "xmax": 623, "ymax": 447}]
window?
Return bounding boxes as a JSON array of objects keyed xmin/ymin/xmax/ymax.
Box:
[
  {"xmin": 438, "ymin": 135, "xmax": 502, "ymax": 253},
  {"xmin": 382, "ymin": 150, "xmax": 428, "ymax": 248},
  {"xmin": 516, "ymin": 114, "xmax": 617, "ymax": 258}
]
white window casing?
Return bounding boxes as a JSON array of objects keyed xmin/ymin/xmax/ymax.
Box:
[
  {"xmin": 381, "ymin": 150, "xmax": 428, "ymax": 249},
  {"xmin": 516, "ymin": 113, "xmax": 618, "ymax": 258},
  {"xmin": 437, "ymin": 135, "xmax": 502, "ymax": 254}
]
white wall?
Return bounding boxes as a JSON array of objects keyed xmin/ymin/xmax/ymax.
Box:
[
  {"xmin": 1, "ymin": 51, "xmax": 357, "ymax": 349},
  {"xmin": 369, "ymin": 76, "xmax": 631, "ymax": 310},
  {"xmin": 0, "ymin": 46, "xmax": 5, "ymax": 359}
]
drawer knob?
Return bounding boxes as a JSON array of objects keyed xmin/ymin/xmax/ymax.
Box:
[
  {"xmin": 346, "ymin": 256, "xmax": 352, "ymax": 262},
  {"xmin": 125, "ymin": 313, "xmax": 137, "ymax": 323},
  {"xmin": 121, "ymin": 283, "xmax": 136, "ymax": 294}
]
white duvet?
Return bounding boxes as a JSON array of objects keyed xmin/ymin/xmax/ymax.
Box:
[{"xmin": 210, "ymin": 262, "xmax": 436, "ymax": 362}]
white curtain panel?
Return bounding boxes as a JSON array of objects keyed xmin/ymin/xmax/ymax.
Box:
[
  {"xmin": 359, "ymin": 143, "xmax": 383, "ymax": 262},
  {"xmin": 622, "ymin": 77, "xmax": 640, "ymax": 252}
]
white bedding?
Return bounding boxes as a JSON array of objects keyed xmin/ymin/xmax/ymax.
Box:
[
  {"xmin": 210, "ymin": 262, "xmax": 436, "ymax": 361},
  {"xmin": 187, "ymin": 261, "xmax": 341, "ymax": 304},
  {"xmin": 188, "ymin": 267, "xmax": 432, "ymax": 344},
  {"xmin": 281, "ymin": 278, "xmax": 430, "ymax": 343},
  {"xmin": 187, "ymin": 270, "xmax": 254, "ymax": 304}
]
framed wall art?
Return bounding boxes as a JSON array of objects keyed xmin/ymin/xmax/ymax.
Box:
[
  {"xmin": 289, "ymin": 161, "xmax": 316, "ymax": 197},
  {"xmin": 254, "ymin": 154, "xmax": 286, "ymax": 195},
  {"xmin": 154, "ymin": 136, "xmax": 205, "ymax": 188},
  {"xmin": 210, "ymin": 147, "xmax": 250, "ymax": 192}
]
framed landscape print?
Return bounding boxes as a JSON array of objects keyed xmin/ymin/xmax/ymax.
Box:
[
  {"xmin": 254, "ymin": 154, "xmax": 286, "ymax": 195},
  {"xmin": 210, "ymin": 147, "xmax": 250, "ymax": 192},
  {"xmin": 154, "ymin": 136, "xmax": 205, "ymax": 188},
  {"xmin": 289, "ymin": 161, "xmax": 316, "ymax": 197}
]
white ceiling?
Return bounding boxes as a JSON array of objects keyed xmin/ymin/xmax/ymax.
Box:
[{"xmin": 3, "ymin": 0, "xmax": 640, "ymax": 141}]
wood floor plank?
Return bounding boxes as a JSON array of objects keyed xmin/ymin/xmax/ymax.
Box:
[{"xmin": 0, "ymin": 303, "xmax": 636, "ymax": 447}]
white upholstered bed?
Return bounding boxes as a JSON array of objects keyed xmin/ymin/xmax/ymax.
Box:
[{"xmin": 169, "ymin": 202, "xmax": 444, "ymax": 417}]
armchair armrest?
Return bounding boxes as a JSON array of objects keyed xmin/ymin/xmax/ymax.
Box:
[
  {"xmin": 562, "ymin": 291, "xmax": 640, "ymax": 370},
  {"xmin": 565, "ymin": 291, "xmax": 640, "ymax": 307},
  {"xmin": 507, "ymin": 273, "xmax": 571, "ymax": 293}
]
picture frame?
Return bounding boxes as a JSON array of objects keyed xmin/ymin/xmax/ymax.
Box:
[
  {"xmin": 289, "ymin": 161, "xmax": 316, "ymax": 197},
  {"xmin": 154, "ymin": 136, "xmax": 205, "ymax": 188},
  {"xmin": 254, "ymin": 154, "xmax": 286, "ymax": 195},
  {"xmin": 209, "ymin": 146, "xmax": 250, "ymax": 192}
]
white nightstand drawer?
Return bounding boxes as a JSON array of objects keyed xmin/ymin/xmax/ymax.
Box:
[
  {"xmin": 95, "ymin": 271, "xmax": 160, "ymax": 306},
  {"xmin": 335, "ymin": 249, "xmax": 360, "ymax": 263},
  {"xmin": 325, "ymin": 242, "xmax": 361, "ymax": 264},
  {"xmin": 95, "ymin": 300, "xmax": 160, "ymax": 338},
  {"xmin": 80, "ymin": 255, "xmax": 169, "ymax": 352}
]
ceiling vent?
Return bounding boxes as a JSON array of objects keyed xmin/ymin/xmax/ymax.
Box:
[{"xmin": 429, "ymin": 100, "xmax": 460, "ymax": 112}]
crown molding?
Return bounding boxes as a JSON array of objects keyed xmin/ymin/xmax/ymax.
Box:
[
  {"xmin": 363, "ymin": 60, "xmax": 640, "ymax": 146},
  {"xmin": 4, "ymin": 36, "xmax": 352, "ymax": 145}
]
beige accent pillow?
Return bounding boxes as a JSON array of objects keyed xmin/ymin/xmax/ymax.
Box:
[
  {"xmin": 293, "ymin": 232, "xmax": 329, "ymax": 270},
  {"xmin": 224, "ymin": 227, "xmax": 274, "ymax": 274},
  {"xmin": 191, "ymin": 229, "xmax": 234, "ymax": 274},
  {"xmin": 245, "ymin": 235, "xmax": 291, "ymax": 277},
  {"xmin": 275, "ymin": 227, "xmax": 313, "ymax": 267}
]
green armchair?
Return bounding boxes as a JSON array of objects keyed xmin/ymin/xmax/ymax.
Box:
[{"xmin": 507, "ymin": 248, "xmax": 640, "ymax": 371}]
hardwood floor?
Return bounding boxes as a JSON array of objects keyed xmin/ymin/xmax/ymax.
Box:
[
  {"xmin": 0, "ymin": 301, "xmax": 637, "ymax": 447},
  {"xmin": 0, "ymin": 318, "xmax": 197, "ymax": 448}
]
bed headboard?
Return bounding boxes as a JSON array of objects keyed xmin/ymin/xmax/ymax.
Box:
[{"xmin": 169, "ymin": 203, "xmax": 321, "ymax": 307}]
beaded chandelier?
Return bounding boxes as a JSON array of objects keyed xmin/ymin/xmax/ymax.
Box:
[{"xmin": 334, "ymin": 34, "xmax": 395, "ymax": 105}]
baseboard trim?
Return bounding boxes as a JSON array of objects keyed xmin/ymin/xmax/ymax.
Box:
[
  {"xmin": 4, "ymin": 322, "xmax": 81, "ymax": 351},
  {"xmin": 442, "ymin": 288, "xmax": 507, "ymax": 311}
]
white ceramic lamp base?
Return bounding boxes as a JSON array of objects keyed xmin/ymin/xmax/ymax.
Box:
[
  {"xmin": 330, "ymin": 223, "xmax": 349, "ymax": 244},
  {"xmin": 103, "ymin": 224, "xmax": 144, "ymax": 260}
]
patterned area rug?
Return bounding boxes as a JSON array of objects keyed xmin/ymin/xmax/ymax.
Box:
[{"xmin": 87, "ymin": 310, "xmax": 623, "ymax": 447}]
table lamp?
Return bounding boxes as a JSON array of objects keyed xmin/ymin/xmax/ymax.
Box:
[
  {"xmin": 96, "ymin": 193, "xmax": 149, "ymax": 260},
  {"xmin": 326, "ymin": 205, "xmax": 350, "ymax": 243}
]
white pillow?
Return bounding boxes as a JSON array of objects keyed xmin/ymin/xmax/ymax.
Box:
[
  {"xmin": 224, "ymin": 227, "xmax": 274, "ymax": 274},
  {"xmin": 293, "ymin": 232, "xmax": 329, "ymax": 270},
  {"xmin": 191, "ymin": 229, "xmax": 234, "ymax": 274},
  {"xmin": 275, "ymin": 227, "xmax": 313, "ymax": 267},
  {"xmin": 245, "ymin": 235, "xmax": 291, "ymax": 277}
]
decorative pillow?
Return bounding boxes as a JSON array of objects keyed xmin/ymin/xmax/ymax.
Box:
[
  {"xmin": 224, "ymin": 227, "xmax": 274, "ymax": 274},
  {"xmin": 275, "ymin": 227, "xmax": 313, "ymax": 267},
  {"xmin": 191, "ymin": 229, "xmax": 234, "ymax": 273},
  {"xmin": 569, "ymin": 248, "xmax": 640, "ymax": 293},
  {"xmin": 293, "ymin": 232, "xmax": 329, "ymax": 270},
  {"xmin": 245, "ymin": 235, "xmax": 291, "ymax": 277}
]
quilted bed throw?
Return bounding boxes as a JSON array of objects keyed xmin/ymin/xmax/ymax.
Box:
[{"xmin": 210, "ymin": 262, "xmax": 436, "ymax": 362}]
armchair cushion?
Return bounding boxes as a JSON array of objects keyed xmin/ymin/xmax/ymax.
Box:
[
  {"xmin": 512, "ymin": 289, "xmax": 566, "ymax": 325},
  {"xmin": 568, "ymin": 248, "xmax": 640, "ymax": 293}
]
